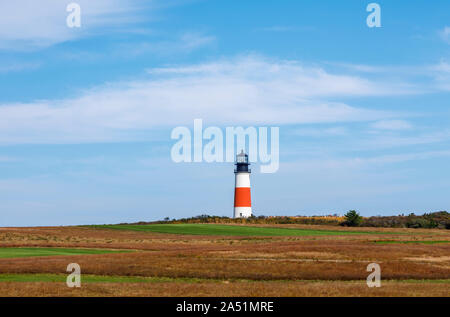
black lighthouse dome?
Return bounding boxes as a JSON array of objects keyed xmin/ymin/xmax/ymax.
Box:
[{"xmin": 235, "ymin": 150, "xmax": 251, "ymax": 173}]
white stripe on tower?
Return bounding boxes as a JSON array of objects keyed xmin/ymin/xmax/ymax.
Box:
[{"xmin": 235, "ymin": 173, "xmax": 251, "ymax": 188}]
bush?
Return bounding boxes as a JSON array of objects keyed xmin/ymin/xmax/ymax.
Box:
[
  {"xmin": 341, "ymin": 210, "xmax": 362, "ymax": 227},
  {"xmin": 136, "ymin": 211, "xmax": 449, "ymax": 229},
  {"xmin": 406, "ymin": 218, "xmax": 438, "ymax": 229}
]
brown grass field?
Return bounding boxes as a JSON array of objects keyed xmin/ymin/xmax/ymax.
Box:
[{"xmin": 0, "ymin": 224, "xmax": 449, "ymax": 297}]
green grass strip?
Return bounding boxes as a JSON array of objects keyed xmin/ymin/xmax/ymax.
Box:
[
  {"xmin": 0, "ymin": 247, "xmax": 131, "ymax": 259},
  {"xmin": 0, "ymin": 274, "xmax": 448, "ymax": 284},
  {"xmin": 87, "ymin": 224, "xmax": 401, "ymax": 237}
]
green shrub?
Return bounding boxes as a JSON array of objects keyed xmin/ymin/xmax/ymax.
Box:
[
  {"xmin": 341, "ymin": 210, "xmax": 362, "ymax": 227},
  {"xmin": 406, "ymin": 218, "xmax": 438, "ymax": 229}
]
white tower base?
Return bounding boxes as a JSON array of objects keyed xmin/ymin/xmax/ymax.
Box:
[{"xmin": 234, "ymin": 207, "xmax": 252, "ymax": 218}]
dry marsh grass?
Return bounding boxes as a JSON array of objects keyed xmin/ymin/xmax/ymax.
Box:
[
  {"xmin": 0, "ymin": 225, "xmax": 448, "ymax": 296},
  {"xmin": 0, "ymin": 280, "xmax": 448, "ymax": 297}
]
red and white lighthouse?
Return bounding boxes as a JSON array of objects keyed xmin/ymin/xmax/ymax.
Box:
[{"xmin": 234, "ymin": 150, "xmax": 252, "ymax": 218}]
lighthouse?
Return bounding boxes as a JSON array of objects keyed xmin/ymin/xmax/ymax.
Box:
[{"xmin": 234, "ymin": 150, "xmax": 252, "ymax": 218}]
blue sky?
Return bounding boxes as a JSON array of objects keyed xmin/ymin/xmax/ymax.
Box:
[{"xmin": 1, "ymin": 0, "xmax": 450, "ymax": 226}]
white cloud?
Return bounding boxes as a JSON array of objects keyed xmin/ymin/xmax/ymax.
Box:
[
  {"xmin": 0, "ymin": 56, "xmax": 421, "ymax": 144},
  {"xmin": 440, "ymin": 26, "xmax": 450, "ymax": 44},
  {"xmin": 283, "ymin": 150, "xmax": 450, "ymax": 172},
  {"xmin": 429, "ymin": 61, "xmax": 450, "ymax": 73},
  {"xmin": 0, "ymin": 62, "xmax": 41, "ymax": 73},
  {"xmin": 329, "ymin": 60, "xmax": 450, "ymax": 93},
  {"xmin": 120, "ymin": 32, "xmax": 216, "ymax": 56},
  {"xmin": 180, "ymin": 32, "xmax": 216, "ymax": 51},
  {"xmin": 0, "ymin": 156, "xmax": 17, "ymax": 162},
  {"xmin": 327, "ymin": 62, "xmax": 398, "ymax": 74},
  {"xmin": 370, "ymin": 120, "xmax": 413, "ymax": 131},
  {"xmin": 293, "ymin": 127, "xmax": 348, "ymax": 137},
  {"xmin": 365, "ymin": 150, "xmax": 450, "ymax": 165},
  {"xmin": 148, "ymin": 56, "xmax": 416, "ymax": 96},
  {"xmin": 256, "ymin": 26, "xmax": 315, "ymax": 32},
  {"xmin": 0, "ymin": 0, "xmax": 147, "ymax": 50},
  {"xmin": 428, "ymin": 60, "xmax": 450, "ymax": 91},
  {"xmin": 363, "ymin": 131, "xmax": 450, "ymax": 150}
]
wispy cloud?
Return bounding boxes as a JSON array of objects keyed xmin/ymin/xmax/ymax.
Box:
[
  {"xmin": 0, "ymin": 156, "xmax": 18, "ymax": 162},
  {"xmin": 430, "ymin": 61, "xmax": 450, "ymax": 73},
  {"xmin": 428, "ymin": 60, "xmax": 450, "ymax": 91},
  {"xmin": 327, "ymin": 62, "xmax": 395, "ymax": 74},
  {"xmin": 293, "ymin": 127, "xmax": 348, "ymax": 137},
  {"xmin": 0, "ymin": 0, "xmax": 149, "ymax": 50},
  {"xmin": 328, "ymin": 60, "xmax": 450, "ymax": 92},
  {"xmin": 363, "ymin": 130, "xmax": 450, "ymax": 150},
  {"xmin": 370, "ymin": 120, "xmax": 413, "ymax": 131},
  {"xmin": 256, "ymin": 25, "xmax": 315, "ymax": 32},
  {"xmin": 121, "ymin": 32, "xmax": 216, "ymax": 56},
  {"xmin": 0, "ymin": 56, "xmax": 435, "ymax": 144},
  {"xmin": 284, "ymin": 150, "xmax": 450, "ymax": 172},
  {"xmin": 440, "ymin": 26, "xmax": 450, "ymax": 44},
  {"xmin": 0, "ymin": 62, "xmax": 41, "ymax": 73}
]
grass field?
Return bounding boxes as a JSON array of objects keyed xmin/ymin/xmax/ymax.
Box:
[
  {"xmin": 0, "ymin": 247, "xmax": 130, "ymax": 258},
  {"xmin": 0, "ymin": 223, "xmax": 448, "ymax": 297},
  {"xmin": 88, "ymin": 223, "xmax": 398, "ymax": 236}
]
